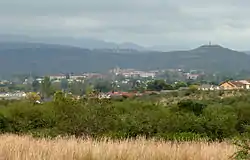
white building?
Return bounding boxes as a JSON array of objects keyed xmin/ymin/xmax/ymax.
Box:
[
  {"xmin": 0, "ymin": 91, "xmax": 26, "ymax": 100},
  {"xmin": 49, "ymin": 74, "xmax": 66, "ymax": 81}
]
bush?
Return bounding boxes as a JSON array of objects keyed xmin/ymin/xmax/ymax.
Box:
[
  {"xmin": 177, "ymin": 100, "xmax": 206, "ymax": 116},
  {"xmin": 202, "ymin": 104, "xmax": 238, "ymax": 141},
  {"xmin": 0, "ymin": 113, "xmax": 8, "ymax": 132}
]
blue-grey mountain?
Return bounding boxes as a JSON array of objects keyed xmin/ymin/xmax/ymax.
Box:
[{"xmin": 0, "ymin": 42, "xmax": 249, "ymax": 75}]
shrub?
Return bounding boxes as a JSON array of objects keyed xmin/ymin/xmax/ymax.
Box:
[{"xmin": 177, "ymin": 100, "xmax": 206, "ymax": 116}]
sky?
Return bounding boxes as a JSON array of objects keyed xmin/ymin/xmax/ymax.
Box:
[{"xmin": 0, "ymin": 0, "xmax": 250, "ymax": 50}]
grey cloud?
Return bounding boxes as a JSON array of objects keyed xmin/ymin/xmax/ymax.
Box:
[
  {"xmin": 0, "ymin": 0, "xmax": 250, "ymax": 49},
  {"xmin": 0, "ymin": 0, "xmax": 174, "ymax": 15}
]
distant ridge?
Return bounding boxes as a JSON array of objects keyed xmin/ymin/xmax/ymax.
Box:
[
  {"xmin": 244, "ymin": 51, "xmax": 250, "ymax": 55},
  {"xmin": 0, "ymin": 42, "xmax": 249, "ymax": 75},
  {"xmin": 0, "ymin": 34, "xmax": 146, "ymax": 51}
]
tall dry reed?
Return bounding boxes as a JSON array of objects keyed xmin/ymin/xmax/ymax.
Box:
[{"xmin": 0, "ymin": 134, "xmax": 236, "ymax": 160}]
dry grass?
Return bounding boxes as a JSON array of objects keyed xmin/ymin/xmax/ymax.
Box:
[{"xmin": 0, "ymin": 134, "xmax": 236, "ymax": 160}]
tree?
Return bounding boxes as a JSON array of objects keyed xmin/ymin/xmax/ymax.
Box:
[
  {"xmin": 40, "ymin": 76, "xmax": 52, "ymax": 98},
  {"xmin": 32, "ymin": 80, "xmax": 40, "ymax": 92},
  {"xmin": 94, "ymin": 80, "xmax": 112, "ymax": 93},
  {"xmin": 177, "ymin": 100, "xmax": 206, "ymax": 116},
  {"xmin": 69, "ymin": 81, "xmax": 87, "ymax": 96},
  {"xmin": 0, "ymin": 87, "xmax": 9, "ymax": 93},
  {"xmin": 60, "ymin": 79, "xmax": 69, "ymax": 91},
  {"xmin": 8, "ymin": 84, "xmax": 26, "ymax": 92},
  {"xmin": 147, "ymin": 80, "xmax": 173, "ymax": 91},
  {"xmin": 26, "ymin": 92, "xmax": 41, "ymax": 103},
  {"xmin": 174, "ymin": 81, "xmax": 187, "ymax": 89},
  {"xmin": 158, "ymin": 71, "xmax": 185, "ymax": 83},
  {"xmin": 131, "ymin": 80, "xmax": 146, "ymax": 92},
  {"xmin": 65, "ymin": 73, "xmax": 70, "ymax": 79},
  {"xmin": 85, "ymin": 84, "xmax": 94, "ymax": 96},
  {"xmin": 189, "ymin": 85, "xmax": 199, "ymax": 92}
]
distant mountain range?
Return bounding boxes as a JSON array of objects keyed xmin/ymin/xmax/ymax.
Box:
[
  {"xmin": 0, "ymin": 34, "xmax": 146, "ymax": 51},
  {"xmin": 0, "ymin": 34, "xmax": 191, "ymax": 51},
  {"xmin": 0, "ymin": 41, "xmax": 250, "ymax": 75}
]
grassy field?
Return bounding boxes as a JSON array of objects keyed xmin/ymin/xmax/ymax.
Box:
[{"xmin": 0, "ymin": 135, "xmax": 236, "ymax": 160}]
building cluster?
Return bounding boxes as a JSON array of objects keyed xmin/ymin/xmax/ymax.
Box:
[
  {"xmin": 49, "ymin": 74, "xmax": 85, "ymax": 83},
  {"xmin": 109, "ymin": 67, "xmax": 158, "ymax": 78},
  {"xmin": 220, "ymin": 80, "xmax": 250, "ymax": 90},
  {"xmin": 48, "ymin": 73, "xmax": 107, "ymax": 83},
  {"xmin": 0, "ymin": 80, "xmax": 12, "ymax": 85},
  {"xmin": 97, "ymin": 91, "xmax": 160, "ymax": 99},
  {"xmin": 198, "ymin": 79, "xmax": 250, "ymax": 91},
  {"xmin": 2, "ymin": 67, "xmax": 250, "ymax": 101},
  {"xmin": 185, "ymin": 73, "xmax": 200, "ymax": 80},
  {"xmin": 0, "ymin": 91, "xmax": 26, "ymax": 100}
]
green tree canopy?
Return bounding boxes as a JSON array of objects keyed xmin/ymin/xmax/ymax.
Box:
[
  {"xmin": 32, "ymin": 80, "xmax": 40, "ymax": 92},
  {"xmin": 94, "ymin": 80, "xmax": 112, "ymax": 93},
  {"xmin": 41, "ymin": 76, "xmax": 52, "ymax": 98},
  {"xmin": 147, "ymin": 80, "xmax": 173, "ymax": 91}
]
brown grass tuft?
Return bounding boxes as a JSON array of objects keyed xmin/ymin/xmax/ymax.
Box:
[{"xmin": 0, "ymin": 134, "xmax": 236, "ymax": 160}]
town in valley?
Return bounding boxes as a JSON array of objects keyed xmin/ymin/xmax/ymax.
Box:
[{"xmin": 1, "ymin": 66, "xmax": 250, "ymax": 101}]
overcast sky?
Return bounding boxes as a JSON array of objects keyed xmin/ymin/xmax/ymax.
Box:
[{"xmin": 0, "ymin": 0, "xmax": 250, "ymax": 50}]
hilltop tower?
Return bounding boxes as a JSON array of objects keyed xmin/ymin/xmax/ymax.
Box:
[{"xmin": 209, "ymin": 41, "xmax": 212, "ymax": 46}]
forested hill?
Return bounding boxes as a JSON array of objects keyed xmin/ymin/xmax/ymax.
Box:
[{"xmin": 0, "ymin": 42, "xmax": 250, "ymax": 75}]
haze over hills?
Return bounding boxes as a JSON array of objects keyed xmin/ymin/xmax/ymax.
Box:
[
  {"xmin": 0, "ymin": 41, "xmax": 250, "ymax": 75},
  {"xmin": 0, "ymin": 35, "xmax": 146, "ymax": 51},
  {"xmin": 0, "ymin": 34, "xmax": 190, "ymax": 51}
]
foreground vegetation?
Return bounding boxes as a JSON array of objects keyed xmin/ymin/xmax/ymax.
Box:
[
  {"xmin": 2, "ymin": 90, "xmax": 250, "ymax": 159},
  {"xmin": 0, "ymin": 90, "xmax": 250, "ymax": 141},
  {"xmin": 0, "ymin": 134, "xmax": 236, "ymax": 160}
]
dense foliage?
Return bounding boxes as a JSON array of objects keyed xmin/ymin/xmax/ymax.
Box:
[{"xmin": 1, "ymin": 91, "xmax": 250, "ymax": 141}]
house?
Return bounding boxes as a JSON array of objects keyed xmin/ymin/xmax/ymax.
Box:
[
  {"xmin": 0, "ymin": 91, "xmax": 26, "ymax": 100},
  {"xmin": 186, "ymin": 73, "xmax": 200, "ymax": 80},
  {"xmin": 220, "ymin": 81, "xmax": 242, "ymax": 90},
  {"xmin": 139, "ymin": 72, "xmax": 156, "ymax": 78},
  {"xmin": 238, "ymin": 80, "xmax": 250, "ymax": 89},
  {"xmin": 36, "ymin": 78, "xmax": 43, "ymax": 83},
  {"xmin": 23, "ymin": 76, "xmax": 34, "ymax": 85},
  {"xmin": 107, "ymin": 91, "xmax": 140, "ymax": 98},
  {"xmin": 198, "ymin": 84, "xmax": 221, "ymax": 91},
  {"xmin": 98, "ymin": 93, "xmax": 111, "ymax": 99},
  {"xmin": 178, "ymin": 87, "xmax": 189, "ymax": 90},
  {"xmin": 49, "ymin": 74, "xmax": 66, "ymax": 81},
  {"xmin": 219, "ymin": 80, "xmax": 250, "ymax": 90}
]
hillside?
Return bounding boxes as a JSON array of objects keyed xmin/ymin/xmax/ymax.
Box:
[
  {"xmin": 0, "ymin": 42, "xmax": 249, "ymax": 75},
  {"xmin": 244, "ymin": 51, "xmax": 250, "ymax": 55}
]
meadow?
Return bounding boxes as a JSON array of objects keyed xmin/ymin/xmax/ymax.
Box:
[{"xmin": 0, "ymin": 135, "xmax": 236, "ymax": 160}]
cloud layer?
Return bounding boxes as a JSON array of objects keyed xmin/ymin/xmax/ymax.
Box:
[{"xmin": 0, "ymin": 0, "xmax": 250, "ymax": 49}]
